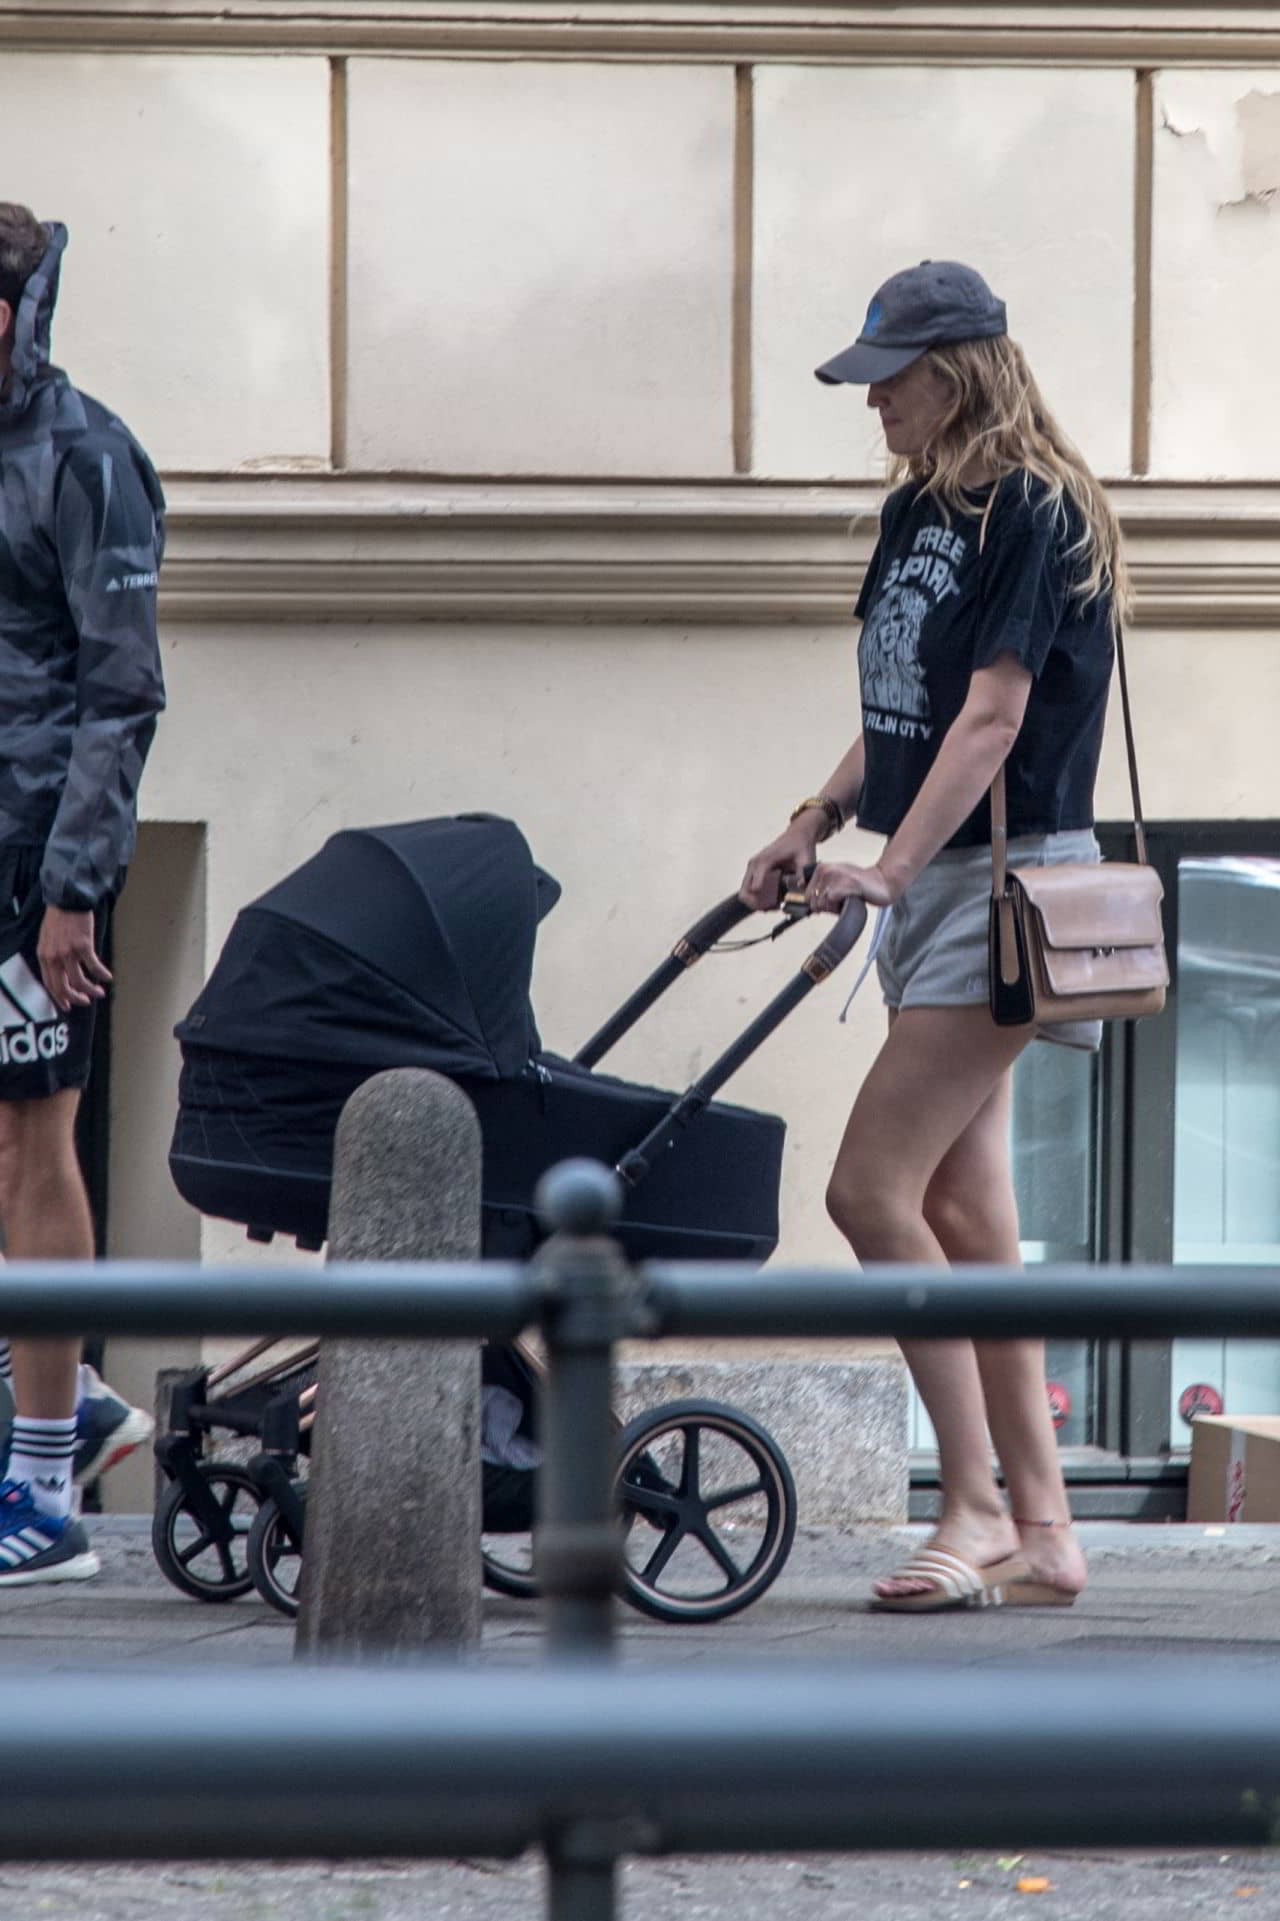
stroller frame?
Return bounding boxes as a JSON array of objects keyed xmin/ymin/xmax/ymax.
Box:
[{"xmin": 153, "ymin": 885, "xmax": 865, "ymax": 1623}]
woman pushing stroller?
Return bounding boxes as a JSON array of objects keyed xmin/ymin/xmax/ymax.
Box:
[{"xmin": 741, "ymin": 261, "xmax": 1126, "ymax": 1612}]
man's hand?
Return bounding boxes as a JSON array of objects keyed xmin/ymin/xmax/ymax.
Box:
[{"xmin": 36, "ymin": 906, "xmax": 112, "ymax": 1011}]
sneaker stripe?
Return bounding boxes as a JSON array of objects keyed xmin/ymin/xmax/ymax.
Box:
[
  {"xmin": 0, "ymin": 1485, "xmax": 97, "ymax": 1585},
  {"xmin": 0, "ymin": 1548, "xmax": 100, "ymax": 1584}
]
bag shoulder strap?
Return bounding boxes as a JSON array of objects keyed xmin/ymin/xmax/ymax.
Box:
[
  {"xmin": 982, "ymin": 467, "xmax": 1146, "ymax": 898},
  {"xmin": 991, "ymin": 620, "xmax": 1146, "ymax": 897},
  {"xmin": 1113, "ymin": 619, "xmax": 1149, "ymax": 866}
]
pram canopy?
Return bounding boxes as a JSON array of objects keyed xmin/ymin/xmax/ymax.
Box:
[
  {"xmin": 171, "ymin": 812, "xmax": 786, "ymax": 1263},
  {"xmin": 175, "ymin": 816, "xmax": 560, "ymax": 1079}
]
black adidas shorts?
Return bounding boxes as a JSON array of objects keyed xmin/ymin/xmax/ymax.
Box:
[{"xmin": 0, "ymin": 846, "xmax": 108, "ymax": 1103}]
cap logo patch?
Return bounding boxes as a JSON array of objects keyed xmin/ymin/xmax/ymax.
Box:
[{"xmin": 862, "ymin": 296, "xmax": 885, "ymax": 340}]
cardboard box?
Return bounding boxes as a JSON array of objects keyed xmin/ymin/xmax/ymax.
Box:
[{"xmin": 1187, "ymin": 1415, "xmax": 1280, "ymax": 1523}]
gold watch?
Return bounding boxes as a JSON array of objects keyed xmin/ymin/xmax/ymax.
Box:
[{"xmin": 789, "ymin": 794, "xmax": 844, "ymax": 838}]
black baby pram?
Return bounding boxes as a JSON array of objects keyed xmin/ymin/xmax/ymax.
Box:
[{"xmin": 161, "ymin": 815, "xmax": 865, "ymax": 1622}]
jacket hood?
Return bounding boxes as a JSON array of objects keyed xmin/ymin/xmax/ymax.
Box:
[{"xmin": 1, "ymin": 220, "xmax": 66, "ymax": 426}]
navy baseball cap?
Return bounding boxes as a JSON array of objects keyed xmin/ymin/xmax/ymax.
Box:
[{"xmin": 815, "ymin": 260, "xmax": 1007, "ymax": 386}]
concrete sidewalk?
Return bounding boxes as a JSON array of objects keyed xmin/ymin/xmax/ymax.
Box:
[
  {"xmin": 3, "ymin": 1519, "xmax": 1279, "ymax": 1918},
  {"xmin": 4, "ymin": 1515, "xmax": 1278, "ymax": 1670}
]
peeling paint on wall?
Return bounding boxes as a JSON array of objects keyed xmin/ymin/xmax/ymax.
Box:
[
  {"xmin": 1151, "ymin": 70, "xmax": 1280, "ymax": 475},
  {"xmin": 1160, "ymin": 107, "xmax": 1206, "ymax": 144},
  {"xmin": 1158, "ymin": 82, "xmax": 1280, "ymax": 214},
  {"xmin": 1232, "ymin": 89, "xmax": 1280, "ymax": 207}
]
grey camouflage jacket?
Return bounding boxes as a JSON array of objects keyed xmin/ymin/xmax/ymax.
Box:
[{"xmin": 0, "ymin": 222, "xmax": 165, "ymax": 911}]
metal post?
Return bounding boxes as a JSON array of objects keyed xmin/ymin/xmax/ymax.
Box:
[
  {"xmin": 295, "ymin": 1068, "xmax": 484, "ymax": 1657},
  {"xmin": 546, "ymin": 1827, "xmax": 618, "ymax": 1921},
  {"xmin": 532, "ymin": 1160, "xmax": 630, "ymax": 1921},
  {"xmin": 534, "ymin": 1159, "xmax": 628, "ymax": 1661}
]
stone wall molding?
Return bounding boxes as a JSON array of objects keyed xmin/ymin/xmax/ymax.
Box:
[
  {"xmin": 158, "ymin": 477, "xmax": 1280, "ymax": 629},
  {"xmin": 6, "ymin": 3, "xmax": 1280, "ymax": 63}
]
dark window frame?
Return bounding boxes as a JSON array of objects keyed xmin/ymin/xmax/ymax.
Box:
[
  {"xmin": 913, "ymin": 819, "xmax": 1280, "ymax": 1518},
  {"xmin": 1100, "ymin": 819, "xmax": 1280, "ymax": 1462}
]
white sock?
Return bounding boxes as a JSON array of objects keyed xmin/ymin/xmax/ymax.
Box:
[{"xmin": 8, "ymin": 1417, "xmax": 77, "ymax": 1519}]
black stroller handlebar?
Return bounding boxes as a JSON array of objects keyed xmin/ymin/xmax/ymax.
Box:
[
  {"xmin": 573, "ymin": 887, "xmax": 867, "ymax": 1075},
  {"xmin": 573, "ymin": 893, "xmax": 746, "ymax": 1072},
  {"xmin": 567, "ymin": 886, "xmax": 872, "ymax": 1191},
  {"xmin": 675, "ymin": 892, "xmax": 756, "ymax": 959},
  {"xmin": 615, "ymin": 893, "xmax": 869, "ymax": 1187},
  {"xmin": 802, "ymin": 894, "xmax": 869, "ymax": 981}
]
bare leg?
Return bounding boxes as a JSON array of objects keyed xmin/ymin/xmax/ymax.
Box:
[
  {"xmin": 2, "ymin": 1091, "xmax": 90, "ymax": 1422},
  {"xmin": 827, "ymin": 1007, "xmax": 1080, "ymax": 1599},
  {"xmin": 925, "ymin": 1076, "xmax": 1087, "ymax": 1596}
]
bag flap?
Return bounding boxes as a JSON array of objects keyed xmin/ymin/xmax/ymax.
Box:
[
  {"xmin": 1039, "ymin": 942, "xmax": 1170, "ymax": 998},
  {"xmin": 1012, "ymin": 863, "xmax": 1165, "ymax": 950}
]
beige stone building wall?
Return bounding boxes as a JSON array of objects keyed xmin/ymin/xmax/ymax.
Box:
[{"xmin": 3, "ymin": 2, "xmax": 1280, "ymax": 1511}]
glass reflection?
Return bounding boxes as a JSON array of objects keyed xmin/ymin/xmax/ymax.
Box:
[{"xmin": 1172, "ymin": 857, "xmax": 1280, "ymax": 1437}]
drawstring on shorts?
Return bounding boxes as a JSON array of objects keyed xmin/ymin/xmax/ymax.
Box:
[{"xmin": 839, "ymin": 905, "xmax": 892, "ymax": 1023}]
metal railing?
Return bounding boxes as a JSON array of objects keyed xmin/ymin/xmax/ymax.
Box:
[
  {"xmin": 7, "ymin": 1664, "xmax": 1280, "ymax": 1856},
  {"xmin": 4, "ymin": 1157, "xmax": 1280, "ymax": 1917}
]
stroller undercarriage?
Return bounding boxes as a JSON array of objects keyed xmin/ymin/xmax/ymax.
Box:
[{"xmin": 152, "ymin": 1340, "xmax": 799, "ymax": 1625}]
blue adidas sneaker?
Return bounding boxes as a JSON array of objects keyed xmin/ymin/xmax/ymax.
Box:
[
  {"xmin": 0, "ymin": 1479, "xmax": 100, "ymax": 1585},
  {"xmin": 0, "ymin": 1367, "xmax": 153, "ymax": 1487}
]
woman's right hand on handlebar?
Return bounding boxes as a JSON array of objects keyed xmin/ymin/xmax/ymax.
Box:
[{"xmin": 739, "ymin": 826, "xmax": 819, "ymax": 910}]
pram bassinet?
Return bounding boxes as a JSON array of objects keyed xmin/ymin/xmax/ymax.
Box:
[{"xmin": 169, "ymin": 814, "xmax": 786, "ymax": 1261}]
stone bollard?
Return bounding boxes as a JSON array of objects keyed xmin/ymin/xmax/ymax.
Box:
[{"xmin": 294, "ymin": 1068, "xmax": 483, "ymax": 1658}]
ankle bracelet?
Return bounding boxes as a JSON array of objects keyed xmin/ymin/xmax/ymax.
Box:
[{"xmin": 1013, "ymin": 1516, "xmax": 1072, "ymax": 1527}]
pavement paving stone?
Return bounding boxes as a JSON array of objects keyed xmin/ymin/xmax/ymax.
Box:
[
  {"xmin": 2, "ymin": 1520, "xmax": 1279, "ymax": 1917},
  {"xmin": 5, "ymin": 1851, "xmax": 1280, "ymax": 1921}
]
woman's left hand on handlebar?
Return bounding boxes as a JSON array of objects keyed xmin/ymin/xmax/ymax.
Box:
[{"xmin": 805, "ymin": 861, "xmax": 902, "ymax": 913}]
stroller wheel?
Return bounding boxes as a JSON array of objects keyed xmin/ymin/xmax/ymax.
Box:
[
  {"xmin": 480, "ymin": 1455, "xmax": 538, "ymax": 1599},
  {"xmin": 481, "ymin": 1535, "xmax": 538, "ymax": 1599},
  {"xmin": 247, "ymin": 1489, "xmax": 305, "ymax": 1617},
  {"xmin": 614, "ymin": 1400, "xmax": 796, "ymax": 1624},
  {"xmin": 152, "ymin": 1465, "xmax": 262, "ymax": 1602}
]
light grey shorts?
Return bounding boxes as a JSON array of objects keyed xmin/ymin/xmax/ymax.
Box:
[{"xmin": 876, "ymin": 829, "xmax": 1103, "ymax": 1052}]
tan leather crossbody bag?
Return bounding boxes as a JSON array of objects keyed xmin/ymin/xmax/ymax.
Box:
[{"xmin": 987, "ymin": 620, "xmax": 1168, "ymax": 1029}]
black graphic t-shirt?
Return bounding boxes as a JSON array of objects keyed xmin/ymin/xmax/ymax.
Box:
[{"xmin": 853, "ymin": 473, "xmax": 1115, "ymax": 848}]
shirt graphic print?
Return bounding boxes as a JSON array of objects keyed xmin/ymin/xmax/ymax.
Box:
[
  {"xmin": 858, "ymin": 520, "xmax": 969, "ymax": 743},
  {"xmin": 859, "ymin": 585, "xmax": 930, "ymax": 719}
]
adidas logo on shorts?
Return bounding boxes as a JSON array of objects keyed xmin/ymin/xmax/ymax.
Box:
[{"xmin": 0, "ymin": 953, "xmax": 69, "ymax": 1065}]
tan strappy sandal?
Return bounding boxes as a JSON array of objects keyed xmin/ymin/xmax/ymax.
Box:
[
  {"xmin": 869, "ymin": 1545, "xmax": 1031, "ymax": 1613},
  {"xmin": 1004, "ymin": 1517, "xmax": 1083, "ymax": 1609}
]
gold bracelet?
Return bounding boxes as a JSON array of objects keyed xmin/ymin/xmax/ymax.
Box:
[{"xmin": 789, "ymin": 793, "xmax": 844, "ymax": 838}]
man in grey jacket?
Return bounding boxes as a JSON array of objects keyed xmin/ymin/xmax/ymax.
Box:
[{"xmin": 0, "ymin": 203, "xmax": 166, "ymax": 1583}]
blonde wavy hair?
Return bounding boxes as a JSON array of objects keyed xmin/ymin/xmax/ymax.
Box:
[{"xmin": 887, "ymin": 335, "xmax": 1130, "ymax": 623}]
